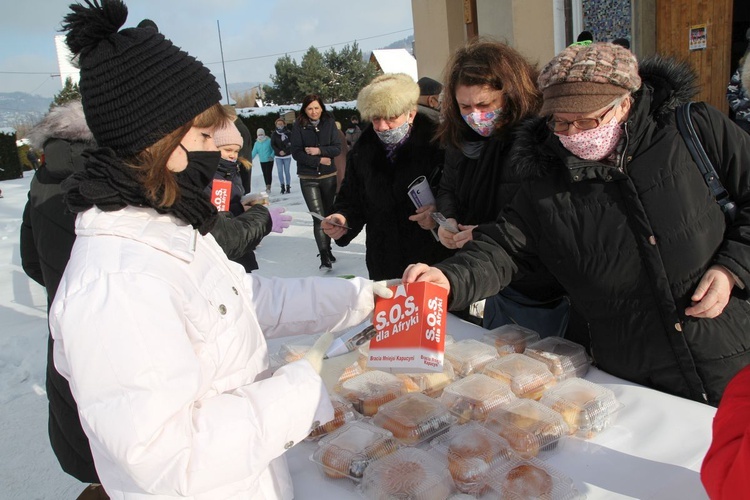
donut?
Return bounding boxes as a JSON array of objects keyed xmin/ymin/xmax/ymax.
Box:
[
  {"xmin": 447, "ymin": 431, "xmax": 495, "ymax": 493},
  {"xmin": 375, "ymin": 395, "xmax": 451, "ymax": 444},
  {"xmin": 502, "ymin": 464, "xmax": 553, "ymax": 498},
  {"xmin": 375, "ymin": 459, "xmax": 451, "ymax": 500}
]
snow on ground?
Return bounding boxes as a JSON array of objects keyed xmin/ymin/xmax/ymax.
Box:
[{"xmin": 0, "ymin": 158, "xmax": 367, "ymax": 499}]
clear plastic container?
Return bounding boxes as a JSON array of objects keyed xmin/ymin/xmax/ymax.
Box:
[
  {"xmin": 482, "ymin": 399, "xmax": 568, "ymax": 458},
  {"xmin": 485, "ymin": 456, "xmax": 583, "ymax": 499},
  {"xmin": 540, "ymin": 377, "xmax": 620, "ymax": 438},
  {"xmin": 430, "ymin": 422, "xmax": 516, "ymax": 495},
  {"xmin": 306, "ymin": 396, "xmax": 362, "ymax": 441},
  {"xmin": 336, "ymin": 370, "xmax": 407, "ymax": 416},
  {"xmin": 373, "ymin": 392, "xmax": 454, "ymax": 445},
  {"xmin": 482, "ymin": 353, "xmax": 557, "ymax": 400},
  {"xmin": 359, "ymin": 447, "xmax": 454, "ymax": 500},
  {"xmin": 310, "ymin": 421, "xmax": 400, "ymax": 481},
  {"xmin": 524, "ymin": 337, "xmax": 590, "ymax": 380},
  {"xmin": 445, "ymin": 339, "xmax": 499, "ymax": 378},
  {"xmin": 439, "ymin": 373, "xmax": 516, "ymax": 423},
  {"xmin": 397, "ymin": 362, "xmax": 457, "ymax": 397},
  {"xmin": 482, "ymin": 324, "xmax": 541, "ymax": 355},
  {"xmin": 273, "ymin": 334, "xmax": 318, "ymax": 364}
]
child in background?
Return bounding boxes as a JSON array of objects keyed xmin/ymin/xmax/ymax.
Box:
[
  {"xmin": 252, "ymin": 128, "xmax": 276, "ymax": 193},
  {"xmin": 211, "ymin": 121, "xmax": 247, "ymax": 216}
]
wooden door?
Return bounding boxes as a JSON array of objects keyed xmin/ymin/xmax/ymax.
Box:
[{"xmin": 656, "ymin": 0, "xmax": 732, "ymax": 112}]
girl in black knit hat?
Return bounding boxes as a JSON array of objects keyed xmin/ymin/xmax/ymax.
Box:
[{"xmin": 48, "ymin": 1, "xmax": 392, "ymax": 498}]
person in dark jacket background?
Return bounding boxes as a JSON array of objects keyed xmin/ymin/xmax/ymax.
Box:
[
  {"xmin": 726, "ymin": 29, "xmax": 750, "ymax": 134},
  {"xmin": 416, "ymin": 76, "xmax": 442, "ymax": 123},
  {"xmin": 435, "ymin": 38, "xmax": 571, "ymax": 338},
  {"xmin": 20, "ymin": 100, "xmax": 102, "ymax": 496},
  {"xmin": 271, "ymin": 117, "xmax": 293, "ymax": 194},
  {"xmin": 403, "ymin": 42, "xmax": 750, "ymax": 406},
  {"xmin": 291, "ymin": 94, "xmax": 341, "ymax": 270},
  {"xmin": 322, "ymin": 73, "xmax": 452, "ymax": 280}
]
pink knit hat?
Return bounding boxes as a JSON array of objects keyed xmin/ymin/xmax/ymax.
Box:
[
  {"xmin": 538, "ymin": 42, "xmax": 641, "ymax": 115},
  {"xmin": 213, "ymin": 121, "xmax": 243, "ymax": 148}
]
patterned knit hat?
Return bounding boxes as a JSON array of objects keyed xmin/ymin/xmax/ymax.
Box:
[
  {"xmin": 213, "ymin": 121, "xmax": 243, "ymax": 148},
  {"xmin": 538, "ymin": 42, "xmax": 641, "ymax": 115},
  {"xmin": 62, "ymin": 0, "xmax": 221, "ymax": 157}
]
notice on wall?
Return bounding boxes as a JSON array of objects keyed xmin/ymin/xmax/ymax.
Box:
[{"xmin": 689, "ymin": 24, "xmax": 707, "ymax": 51}]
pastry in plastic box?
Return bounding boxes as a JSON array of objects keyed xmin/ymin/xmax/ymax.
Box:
[
  {"xmin": 373, "ymin": 392, "xmax": 453, "ymax": 445},
  {"xmin": 310, "ymin": 421, "xmax": 400, "ymax": 481},
  {"xmin": 445, "ymin": 339, "xmax": 499, "ymax": 378},
  {"xmin": 306, "ymin": 396, "xmax": 361, "ymax": 441},
  {"xmin": 485, "ymin": 456, "xmax": 583, "ymax": 499},
  {"xmin": 482, "ymin": 324, "xmax": 541, "ymax": 355},
  {"xmin": 430, "ymin": 422, "xmax": 516, "ymax": 495},
  {"xmin": 524, "ymin": 337, "xmax": 590, "ymax": 380},
  {"xmin": 540, "ymin": 377, "xmax": 619, "ymax": 438},
  {"xmin": 483, "ymin": 353, "xmax": 557, "ymax": 400},
  {"xmin": 397, "ymin": 362, "xmax": 457, "ymax": 397},
  {"xmin": 439, "ymin": 373, "xmax": 516, "ymax": 423},
  {"xmin": 336, "ymin": 370, "xmax": 406, "ymax": 416},
  {"xmin": 359, "ymin": 447, "xmax": 454, "ymax": 500},
  {"xmin": 483, "ymin": 399, "xmax": 568, "ymax": 458}
]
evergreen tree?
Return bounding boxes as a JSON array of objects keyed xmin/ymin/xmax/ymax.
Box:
[
  {"xmin": 297, "ymin": 47, "xmax": 331, "ymax": 101},
  {"xmin": 51, "ymin": 77, "xmax": 81, "ymax": 108},
  {"xmin": 325, "ymin": 42, "xmax": 378, "ymax": 101},
  {"xmin": 265, "ymin": 43, "xmax": 380, "ymax": 105}
]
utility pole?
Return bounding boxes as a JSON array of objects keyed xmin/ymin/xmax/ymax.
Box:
[{"xmin": 217, "ymin": 20, "xmax": 230, "ymax": 105}]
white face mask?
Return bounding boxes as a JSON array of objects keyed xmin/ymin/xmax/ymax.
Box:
[{"xmin": 556, "ymin": 117, "xmax": 623, "ymax": 161}]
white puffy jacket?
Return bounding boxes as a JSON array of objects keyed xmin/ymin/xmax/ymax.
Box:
[{"xmin": 50, "ymin": 206, "xmax": 375, "ymax": 499}]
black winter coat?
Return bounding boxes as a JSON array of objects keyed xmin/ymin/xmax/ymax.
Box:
[
  {"xmin": 436, "ymin": 56, "xmax": 750, "ymax": 405},
  {"xmin": 438, "ymin": 131, "xmax": 565, "ymax": 302},
  {"xmin": 210, "ymin": 206, "xmax": 272, "ymax": 272},
  {"xmin": 290, "ymin": 113, "xmax": 340, "ymax": 176},
  {"xmin": 333, "ymin": 114, "xmax": 453, "ymax": 280},
  {"xmin": 271, "ymin": 127, "xmax": 292, "ymax": 157},
  {"xmin": 20, "ymin": 101, "xmax": 99, "ymax": 482}
]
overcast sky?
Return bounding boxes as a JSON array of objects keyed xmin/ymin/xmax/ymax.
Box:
[{"xmin": 0, "ymin": 0, "xmax": 414, "ymax": 97}]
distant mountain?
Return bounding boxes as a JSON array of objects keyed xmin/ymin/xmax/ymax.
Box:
[
  {"xmin": 0, "ymin": 93, "xmax": 53, "ymax": 128},
  {"xmin": 382, "ymin": 35, "xmax": 414, "ymax": 53},
  {"xmin": 362, "ymin": 35, "xmax": 415, "ymax": 61}
]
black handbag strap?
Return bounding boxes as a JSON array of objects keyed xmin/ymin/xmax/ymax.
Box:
[{"xmin": 675, "ymin": 102, "xmax": 737, "ymax": 220}]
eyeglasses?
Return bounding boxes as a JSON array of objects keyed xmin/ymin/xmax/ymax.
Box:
[{"xmin": 546, "ymin": 103, "xmax": 617, "ymax": 133}]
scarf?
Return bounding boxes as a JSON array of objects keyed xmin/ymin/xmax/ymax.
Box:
[{"xmin": 63, "ymin": 147, "xmax": 219, "ymax": 235}]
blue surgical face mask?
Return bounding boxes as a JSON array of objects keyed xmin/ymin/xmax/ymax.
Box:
[{"xmin": 375, "ymin": 120, "xmax": 410, "ymax": 145}]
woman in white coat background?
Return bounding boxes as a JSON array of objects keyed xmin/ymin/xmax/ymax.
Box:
[{"xmin": 50, "ymin": 2, "xmax": 390, "ymax": 499}]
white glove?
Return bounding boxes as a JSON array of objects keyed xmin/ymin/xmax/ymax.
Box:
[
  {"xmin": 372, "ymin": 279, "xmax": 401, "ymax": 299},
  {"xmin": 303, "ymin": 332, "xmax": 334, "ymax": 374}
]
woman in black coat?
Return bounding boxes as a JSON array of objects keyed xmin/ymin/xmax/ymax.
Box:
[
  {"xmin": 290, "ymin": 94, "xmax": 341, "ymax": 269},
  {"xmin": 322, "ymin": 74, "xmax": 453, "ymax": 280},
  {"xmin": 403, "ymin": 43, "xmax": 750, "ymax": 406},
  {"xmin": 21, "ymin": 100, "xmax": 100, "ymax": 486},
  {"xmin": 435, "ymin": 39, "xmax": 571, "ymax": 338}
]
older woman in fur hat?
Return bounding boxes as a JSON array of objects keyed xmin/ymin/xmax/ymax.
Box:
[
  {"xmin": 322, "ymin": 73, "xmax": 453, "ymax": 280},
  {"xmin": 403, "ymin": 42, "xmax": 750, "ymax": 407}
]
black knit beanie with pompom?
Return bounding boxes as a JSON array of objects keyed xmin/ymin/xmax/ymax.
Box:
[{"xmin": 62, "ymin": 0, "xmax": 221, "ymax": 157}]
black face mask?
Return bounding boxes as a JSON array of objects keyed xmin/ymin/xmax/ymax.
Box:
[
  {"xmin": 63, "ymin": 146, "xmax": 221, "ymax": 235},
  {"xmin": 166, "ymin": 146, "xmax": 221, "ymax": 234}
]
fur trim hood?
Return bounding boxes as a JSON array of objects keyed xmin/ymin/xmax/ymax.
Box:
[
  {"xmin": 357, "ymin": 73, "xmax": 419, "ymax": 121},
  {"xmin": 27, "ymin": 100, "xmax": 94, "ymax": 150},
  {"xmin": 742, "ymin": 56, "xmax": 750, "ymax": 94},
  {"xmin": 510, "ymin": 55, "xmax": 699, "ymax": 178}
]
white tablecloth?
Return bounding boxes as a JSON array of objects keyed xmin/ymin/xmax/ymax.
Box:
[{"xmin": 275, "ymin": 314, "xmax": 715, "ymax": 499}]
